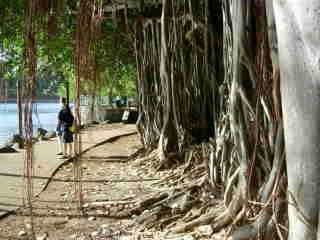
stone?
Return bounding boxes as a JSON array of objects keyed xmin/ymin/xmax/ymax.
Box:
[
  {"xmin": 96, "ymin": 209, "xmax": 104, "ymax": 215},
  {"xmin": 60, "ymin": 192, "xmax": 68, "ymax": 197},
  {"xmin": 45, "ymin": 131, "xmax": 57, "ymax": 139},
  {"xmin": 25, "ymin": 223, "xmax": 32, "ymax": 230},
  {"xmin": 69, "ymin": 233, "xmax": 78, "ymax": 239},
  {"xmin": 53, "ymin": 219, "xmax": 68, "ymax": 227},
  {"xmin": 18, "ymin": 230, "xmax": 27, "ymax": 236},
  {"xmin": 91, "ymin": 231, "xmax": 99, "ymax": 237},
  {"xmin": 83, "ymin": 203, "xmax": 89, "ymax": 208},
  {"xmin": 12, "ymin": 143, "xmax": 20, "ymax": 149},
  {"xmin": 8, "ymin": 134, "xmax": 24, "ymax": 145},
  {"xmin": 165, "ymin": 234, "xmax": 195, "ymax": 240},
  {"xmin": 0, "ymin": 145, "xmax": 18, "ymax": 153},
  {"xmin": 119, "ymin": 235, "xmax": 132, "ymax": 240},
  {"xmin": 100, "ymin": 224, "xmax": 108, "ymax": 229},
  {"xmin": 82, "ymin": 164, "xmax": 88, "ymax": 170},
  {"xmin": 36, "ymin": 232, "xmax": 48, "ymax": 240},
  {"xmin": 49, "ymin": 210, "xmax": 55, "ymax": 215},
  {"xmin": 196, "ymin": 225, "xmax": 213, "ymax": 236},
  {"xmin": 37, "ymin": 128, "xmax": 48, "ymax": 138}
]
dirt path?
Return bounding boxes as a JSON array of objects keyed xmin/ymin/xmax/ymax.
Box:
[
  {"xmin": 0, "ymin": 134, "xmax": 158, "ymax": 240},
  {"xmin": 0, "ymin": 123, "xmax": 136, "ymax": 218},
  {"xmin": 0, "ymin": 132, "xmax": 226, "ymax": 240}
]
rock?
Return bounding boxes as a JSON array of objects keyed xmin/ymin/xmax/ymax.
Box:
[
  {"xmin": 100, "ymin": 224, "xmax": 108, "ymax": 229},
  {"xmin": 91, "ymin": 231, "xmax": 99, "ymax": 237},
  {"xmin": 53, "ymin": 219, "xmax": 68, "ymax": 227},
  {"xmin": 36, "ymin": 233, "xmax": 48, "ymax": 240},
  {"xmin": 101, "ymin": 228, "xmax": 110, "ymax": 235},
  {"xmin": 96, "ymin": 209, "xmax": 104, "ymax": 215},
  {"xmin": 119, "ymin": 235, "xmax": 132, "ymax": 240},
  {"xmin": 0, "ymin": 145, "xmax": 18, "ymax": 153},
  {"xmin": 88, "ymin": 216, "xmax": 96, "ymax": 221},
  {"xmin": 60, "ymin": 192, "xmax": 68, "ymax": 198},
  {"xmin": 37, "ymin": 128, "xmax": 48, "ymax": 138},
  {"xmin": 196, "ymin": 225, "xmax": 213, "ymax": 236},
  {"xmin": 8, "ymin": 134, "xmax": 24, "ymax": 145},
  {"xmin": 69, "ymin": 233, "xmax": 78, "ymax": 239},
  {"xmin": 13, "ymin": 143, "xmax": 20, "ymax": 149},
  {"xmin": 45, "ymin": 131, "xmax": 56, "ymax": 139},
  {"xmin": 25, "ymin": 223, "xmax": 32, "ymax": 230},
  {"xmin": 165, "ymin": 234, "xmax": 195, "ymax": 240},
  {"xmin": 83, "ymin": 203, "xmax": 89, "ymax": 208},
  {"xmin": 18, "ymin": 230, "xmax": 27, "ymax": 237}
]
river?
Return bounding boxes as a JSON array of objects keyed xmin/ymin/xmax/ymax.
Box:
[{"xmin": 0, "ymin": 102, "xmax": 61, "ymax": 145}]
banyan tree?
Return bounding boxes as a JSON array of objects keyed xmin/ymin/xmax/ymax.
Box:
[
  {"xmin": 134, "ymin": 0, "xmax": 320, "ymax": 239},
  {"xmin": 135, "ymin": 0, "xmax": 284, "ymax": 236},
  {"xmin": 19, "ymin": 0, "xmax": 320, "ymax": 239}
]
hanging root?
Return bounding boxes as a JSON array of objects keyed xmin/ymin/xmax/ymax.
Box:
[{"xmin": 130, "ymin": 0, "xmax": 287, "ymax": 238}]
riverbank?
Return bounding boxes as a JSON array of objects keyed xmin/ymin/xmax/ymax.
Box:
[
  {"xmin": 0, "ymin": 102, "xmax": 61, "ymax": 145},
  {"xmin": 0, "ymin": 97, "xmax": 59, "ymax": 103}
]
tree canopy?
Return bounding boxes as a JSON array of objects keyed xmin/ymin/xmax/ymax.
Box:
[{"xmin": 0, "ymin": 0, "xmax": 136, "ymax": 99}]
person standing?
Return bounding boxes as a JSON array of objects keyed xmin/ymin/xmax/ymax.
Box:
[
  {"xmin": 56, "ymin": 97, "xmax": 74, "ymax": 158},
  {"xmin": 56, "ymin": 99, "xmax": 64, "ymax": 156}
]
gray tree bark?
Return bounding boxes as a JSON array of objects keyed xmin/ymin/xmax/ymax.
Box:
[{"xmin": 273, "ymin": 1, "xmax": 320, "ymax": 239}]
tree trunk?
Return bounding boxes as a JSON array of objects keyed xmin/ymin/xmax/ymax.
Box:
[
  {"xmin": 273, "ymin": 1, "xmax": 320, "ymax": 239},
  {"xmin": 16, "ymin": 79, "xmax": 23, "ymax": 148},
  {"xmin": 89, "ymin": 93, "xmax": 96, "ymax": 123},
  {"xmin": 65, "ymin": 80, "xmax": 70, "ymax": 105},
  {"xmin": 158, "ymin": 0, "xmax": 178, "ymax": 161}
]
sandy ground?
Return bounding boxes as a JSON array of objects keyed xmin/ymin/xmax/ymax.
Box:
[
  {"xmin": 0, "ymin": 134, "xmax": 160, "ymax": 240},
  {"xmin": 0, "ymin": 130, "xmax": 224, "ymax": 240},
  {"xmin": 0, "ymin": 123, "xmax": 136, "ymax": 218}
]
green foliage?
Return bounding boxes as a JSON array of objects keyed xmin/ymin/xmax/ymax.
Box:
[
  {"xmin": 100, "ymin": 63, "xmax": 137, "ymax": 97},
  {"xmin": 0, "ymin": 1, "xmax": 137, "ymax": 99}
]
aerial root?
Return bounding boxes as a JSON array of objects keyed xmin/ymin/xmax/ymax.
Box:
[
  {"xmin": 127, "ymin": 140, "xmax": 286, "ymax": 240},
  {"xmin": 133, "ymin": 149, "xmax": 158, "ymax": 166}
]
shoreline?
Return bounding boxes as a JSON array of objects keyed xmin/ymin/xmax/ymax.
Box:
[
  {"xmin": 0, "ymin": 97, "xmax": 59, "ymax": 103},
  {"xmin": 0, "ymin": 101, "xmax": 60, "ymax": 146}
]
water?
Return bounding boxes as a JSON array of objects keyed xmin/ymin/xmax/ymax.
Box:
[{"xmin": 0, "ymin": 102, "xmax": 61, "ymax": 145}]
